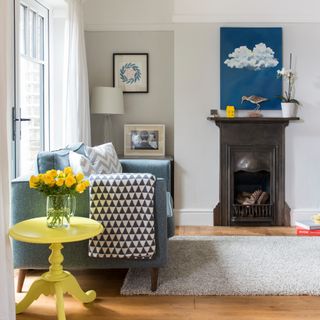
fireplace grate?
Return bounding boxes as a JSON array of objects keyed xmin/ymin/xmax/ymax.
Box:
[{"xmin": 232, "ymin": 203, "xmax": 273, "ymax": 221}]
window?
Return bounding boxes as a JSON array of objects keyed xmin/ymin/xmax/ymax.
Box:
[{"xmin": 14, "ymin": 0, "xmax": 49, "ymax": 176}]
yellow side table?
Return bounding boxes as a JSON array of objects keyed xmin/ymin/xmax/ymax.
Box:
[{"xmin": 9, "ymin": 217, "xmax": 103, "ymax": 320}]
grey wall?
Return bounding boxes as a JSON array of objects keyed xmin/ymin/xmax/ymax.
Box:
[{"xmin": 85, "ymin": 31, "xmax": 174, "ymax": 155}]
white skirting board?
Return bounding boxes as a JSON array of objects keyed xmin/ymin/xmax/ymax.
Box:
[
  {"xmin": 174, "ymin": 209, "xmax": 320, "ymax": 226},
  {"xmin": 174, "ymin": 209, "xmax": 213, "ymax": 226}
]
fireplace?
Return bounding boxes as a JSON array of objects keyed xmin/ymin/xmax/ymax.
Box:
[
  {"xmin": 231, "ymin": 149, "xmax": 273, "ymax": 225},
  {"xmin": 209, "ymin": 117, "xmax": 298, "ymax": 226}
]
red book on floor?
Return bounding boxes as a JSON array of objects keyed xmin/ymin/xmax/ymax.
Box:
[{"xmin": 296, "ymin": 227, "xmax": 320, "ymax": 236}]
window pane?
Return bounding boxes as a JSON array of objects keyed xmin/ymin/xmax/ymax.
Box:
[
  {"xmin": 20, "ymin": 57, "xmax": 43, "ymax": 175},
  {"xmin": 36, "ymin": 15, "xmax": 44, "ymax": 60},
  {"xmin": 20, "ymin": 5, "xmax": 27, "ymax": 55},
  {"xmin": 29, "ymin": 10, "xmax": 37, "ymax": 58}
]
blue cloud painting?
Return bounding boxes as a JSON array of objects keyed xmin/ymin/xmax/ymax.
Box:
[{"xmin": 220, "ymin": 27, "xmax": 282, "ymax": 110}]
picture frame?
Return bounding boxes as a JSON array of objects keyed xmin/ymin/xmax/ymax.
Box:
[
  {"xmin": 220, "ymin": 27, "xmax": 282, "ymax": 110},
  {"xmin": 124, "ymin": 124, "xmax": 165, "ymax": 156},
  {"xmin": 113, "ymin": 53, "xmax": 149, "ymax": 93}
]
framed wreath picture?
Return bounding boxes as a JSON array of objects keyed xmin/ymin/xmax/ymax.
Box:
[
  {"xmin": 124, "ymin": 124, "xmax": 165, "ymax": 156},
  {"xmin": 113, "ymin": 53, "xmax": 149, "ymax": 93}
]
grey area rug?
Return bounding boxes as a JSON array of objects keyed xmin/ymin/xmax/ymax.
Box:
[{"xmin": 121, "ymin": 236, "xmax": 320, "ymax": 296}]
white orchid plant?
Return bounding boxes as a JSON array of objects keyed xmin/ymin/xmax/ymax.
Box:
[
  {"xmin": 277, "ymin": 53, "xmax": 300, "ymax": 105},
  {"xmin": 277, "ymin": 54, "xmax": 300, "ymax": 105}
]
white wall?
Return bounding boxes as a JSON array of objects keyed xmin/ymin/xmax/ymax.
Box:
[
  {"xmin": 174, "ymin": 24, "xmax": 219, "ymax": 225},
  {"xmin": 174, "ymin": 23, "xmax": 320, "ymax": 225},
  {"xmin": 80, "ymin": 1, "xmax": 320, "ymax": 225}
]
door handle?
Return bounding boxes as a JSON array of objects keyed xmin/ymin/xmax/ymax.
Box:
[
  {"xmin": 14, "ymin": 117, "xmax": 31, "ymax": 122},
  {"xmin": 12, "ymin": 107, "xmax": 31, "ymax": 141}
]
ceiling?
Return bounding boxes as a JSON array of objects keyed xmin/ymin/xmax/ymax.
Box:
[{"xmin": 42, "ymin": 0, "xmax": 66, "ymax": 9}]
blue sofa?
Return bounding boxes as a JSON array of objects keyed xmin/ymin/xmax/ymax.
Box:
[{"xmin": 11, "ymin": 143, "xmax": 174, "ymax": 292}]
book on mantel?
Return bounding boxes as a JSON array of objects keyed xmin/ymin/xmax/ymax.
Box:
[{"xmin": 295, "ymin": 220, "xmax": 320, "ymax": 230}]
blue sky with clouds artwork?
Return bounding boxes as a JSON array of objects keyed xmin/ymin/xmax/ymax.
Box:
[{"xmin": 220, "ymin": 27, "xmax": 282, "ymax": 110}]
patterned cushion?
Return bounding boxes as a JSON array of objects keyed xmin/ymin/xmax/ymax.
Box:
[
  {"xmin": 69, "ymin": 151, "xmax": 96, "ymax": 176},
  {"xmin": 86, "ymin": 143, "xmax": 122, "ymax": 174}
]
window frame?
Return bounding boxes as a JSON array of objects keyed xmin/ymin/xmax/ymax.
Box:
[{"xmin": 14, "ymin": 0, "xmax": 50, "ymax": 177}]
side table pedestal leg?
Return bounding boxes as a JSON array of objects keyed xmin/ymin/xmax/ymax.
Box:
[
  {"xmin": 62, "ymin": 274, "xmax": 96, "ymax": 303},
  {"xmin": 55, "ymin": 283, "xmax": 66, "ymax": 320},
  {"xmin": 15, "ymin": 241, "xmax": 97, "ymax": 318},
  {"xmin": 16, "ymin": 279, "xmax": 53, "ymax": 314}
]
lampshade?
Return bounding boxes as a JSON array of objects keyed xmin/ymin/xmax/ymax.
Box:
[{"xmin": 91, "ymin": 87, "xmax": 124, "ymax": 115}]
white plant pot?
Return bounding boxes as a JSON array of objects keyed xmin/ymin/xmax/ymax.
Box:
[{"xmin": 281, "ymin": 102, "xmax": 298, "ymax": 118}]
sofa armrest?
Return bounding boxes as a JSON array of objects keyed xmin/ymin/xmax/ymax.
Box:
[
  {"xmin": 120, "ymin": 159, "xmax": 171, "ymax": 194},
  {"xmin": 11, "ymin": 176, "xmax": 47, "ymax": 224}
]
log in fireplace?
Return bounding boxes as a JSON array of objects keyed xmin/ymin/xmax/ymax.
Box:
[{"xmin": 209, "ymin": 117, "xmax": 299, "ymax": 226}]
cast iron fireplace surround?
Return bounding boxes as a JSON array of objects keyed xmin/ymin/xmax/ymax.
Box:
[{"xmin": 209, "ymin": 117, "xmax": 299, "ymax": 227}]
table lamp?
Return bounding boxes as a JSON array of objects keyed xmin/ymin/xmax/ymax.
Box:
[{"xmin": 91, "ymin": 87, "xmax": 124, "ymax": 142}]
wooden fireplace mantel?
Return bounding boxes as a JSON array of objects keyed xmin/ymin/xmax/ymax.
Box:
[{"xmin": 208, "ymin": 116, "xmax": 300, "ymax": 227}]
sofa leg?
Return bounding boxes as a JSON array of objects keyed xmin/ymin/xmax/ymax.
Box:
[
  {"xmin": 17, "ymin": 269, "xmax": 27, "ymax": 293},
  {"xmin": 150, "ymin": 268, "xmax": 159, "ymax": 292}
]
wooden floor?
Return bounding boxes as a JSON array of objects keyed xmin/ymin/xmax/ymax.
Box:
[
  {"xmin": 176, "ymin": 226, "xmax": 296, "ymax": 236},
  {"xmin": 16, "ymin": 226, "xmax": 320, "ymax": 320}
]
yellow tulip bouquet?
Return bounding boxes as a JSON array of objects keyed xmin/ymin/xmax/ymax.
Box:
[{"xmin": 29, "ymin": 167, "xmax": 90, "ymax": 228}]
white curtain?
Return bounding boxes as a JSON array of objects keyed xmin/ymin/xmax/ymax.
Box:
[
  {"xmin": 63, "ymin": 0, "xmax": 91, "ymax": 146},
  {"xmin": 0, "ymin": 0, "xmax": 16, "ymax": 319}
]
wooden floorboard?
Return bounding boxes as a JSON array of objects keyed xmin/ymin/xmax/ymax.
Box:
[
  {"xmin": 16, "ymin": 226, "xmax": 320, "ymax": 320},
  {"xmin": 175, "ymin": 226, "xmax": 296, "ymax": 236}
]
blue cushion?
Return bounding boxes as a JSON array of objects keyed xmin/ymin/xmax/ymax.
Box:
[{"xmin": 37, "ymin": 143, "xmax": 86, "ymax": 173}]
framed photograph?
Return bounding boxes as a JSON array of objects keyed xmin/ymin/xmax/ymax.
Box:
[
  {"xmin": 113, "ymin": 53, "xmax": 149, "ymax": 93},
  {"xmin": 220, "ymin": 27, "xmax": 282, "ymax": 110},
  {"xmin": 124, "ymin": 124, "xmax": 165, "ymax": 156}
]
